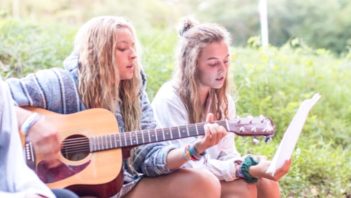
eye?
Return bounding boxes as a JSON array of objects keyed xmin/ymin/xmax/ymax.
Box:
[
  {"xmin": 117, "ymin": 47, "xmax": 127, "ymax": 52},
  {"xmin": 208, "ymin": 60, "xmax": 220, "ymax": 67}
]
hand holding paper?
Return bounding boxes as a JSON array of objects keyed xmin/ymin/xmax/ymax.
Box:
[{"xmin": 266, "ymin": 93, "xmax": 321, "ymax": 176}]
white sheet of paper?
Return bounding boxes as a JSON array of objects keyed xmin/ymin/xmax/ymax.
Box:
[{"xmin": 266, "ymin": 93, "xmax": 321, "ymax": 176}]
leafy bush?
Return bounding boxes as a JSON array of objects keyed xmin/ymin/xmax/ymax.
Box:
[{"xmin": 0, "ymin": 18, "xmax": 75, "ymax": 77}]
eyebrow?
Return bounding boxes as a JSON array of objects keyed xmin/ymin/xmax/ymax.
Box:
[
  {"xmin": 206, "ymin": 54, "xmax": 230, "ymax": 60},
  {"xmin": 116, "ymin": 41, "xmax": 135, "ymax": 45}
]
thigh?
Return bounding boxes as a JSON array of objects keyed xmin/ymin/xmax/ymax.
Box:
[
  {"xmin": 220, "ymin": 179, "xmax": 257, "ymax": 198},
  {"xmin": 124, "ymin": 168, "xmax": 221, "ymax": 198},
  {"xmin": 256, "ymin": 178, "xmax": 280, "ymax": 198}
]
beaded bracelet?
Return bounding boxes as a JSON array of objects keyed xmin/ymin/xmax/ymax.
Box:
[
  {"xmin": 183, "ymin": 144, "xmax": 206, "ymax": 161},
  {"xmin": 183, "ymin": 145, "xmax": 192, "ymax": 161},
  {"xmin": 20, "ymin": 113, "xmax": 42, "ymax": 136},
  {"xmin": 239, "ymin": 156, "xmax": 259, "ymax": 183}
]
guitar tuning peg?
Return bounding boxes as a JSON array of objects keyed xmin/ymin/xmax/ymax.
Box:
[
  {"xmin": 252, "ymin": 137, "xmax": 260, "ymax": 144},
  {"xmin": 264, "ymin": 136, "xmax": 272, "ymax": 143},
  {"xmin": 247, "ymin": 115, "xmax": 253, "ymax": 124},
  {"xmin": 259, "ymin": 115, "xmax": 265, "ymax": 123},
  {"xmin": 239, "ymin": 127, "xmax": 245, "ymax": 132},
  {"xmin": 251, "ymin": 126, "xmax": 257, "ymax": 133}
]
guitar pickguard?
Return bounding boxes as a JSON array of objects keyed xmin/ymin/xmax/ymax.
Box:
[{"xmin": 37, "ymin": 160, "xmax": 90, "ymax": 183}]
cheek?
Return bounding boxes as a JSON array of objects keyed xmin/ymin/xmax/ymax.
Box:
[{"xmin": 199, "ymin": 70, "xmax": 216, "ymax": 82}]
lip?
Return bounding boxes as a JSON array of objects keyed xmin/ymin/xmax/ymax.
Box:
[{"xmin": 216, "ymin": 77, "xmax": 224, "ymax": 81}]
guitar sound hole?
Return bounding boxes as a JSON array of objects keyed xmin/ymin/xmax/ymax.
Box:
[{"xmin": 61, "ymin": 135, "xmax": 90, "ymax": 161}]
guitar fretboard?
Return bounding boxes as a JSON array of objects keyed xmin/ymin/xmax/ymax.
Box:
[{"xmin": 89, "ymin": 120, "xmax": 228, "ymax": 152}]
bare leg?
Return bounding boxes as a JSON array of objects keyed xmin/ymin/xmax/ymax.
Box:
[
  {"xmin": 220, "ymin": 179, "xmax": 257, "ymax": 198},
  {"xmin": 125, "ymin": 168, "xmax": 221, "ymax": 198},
  {"xmin": 257, "ymin": 178, "xmax": 280, "ymax": 198}
]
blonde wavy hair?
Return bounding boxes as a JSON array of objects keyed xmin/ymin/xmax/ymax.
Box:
[
  {"xmin": 176, "ymin": 18, "xmax": 231, "ymax": 123},
  {"xmin": 75, "ymin": 16, "xmax": 142, "ymax": 131}
]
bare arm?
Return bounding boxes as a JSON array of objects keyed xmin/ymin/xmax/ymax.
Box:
[
  {"xmin": 166, "ymin": 113, "xmax": 228, "ymax": 169},
  {"xmin": 249, "ymin": 157, "xmax": 292, "ymax": 181}
]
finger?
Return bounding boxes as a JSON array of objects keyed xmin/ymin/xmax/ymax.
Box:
[
  {"xmin": 204, "ymin": 124, "xmax": 213, "ymax": 140},
  {"xmin": 205, "ymin": 113, "xmax": 215, "ymax": 123}
]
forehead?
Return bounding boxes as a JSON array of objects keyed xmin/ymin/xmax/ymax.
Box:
[
  {"xmin": 116, "ymin": 27, "xmax": 134, "ymax": 42},
  {"xmin": 200, "ymin": 40, "xmax": 229, "ymax": 59}
]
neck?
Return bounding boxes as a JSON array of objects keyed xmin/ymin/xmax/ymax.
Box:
[{"xmin": 198, "ymin": 85, "xmax": 210, "ymax": 107}]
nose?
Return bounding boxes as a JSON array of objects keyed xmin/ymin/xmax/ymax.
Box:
[
  {"xmin": 130, "ymin": 48, "xmax": 136, "ymax": 60},
  {"xmin": 219, "ymin": 61, "xmax": 227, "ymax": 71}
]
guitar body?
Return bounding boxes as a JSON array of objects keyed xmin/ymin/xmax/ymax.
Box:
[{"xmin": 24, "ymin": 108, "xmax": 123, "ymax": 197}]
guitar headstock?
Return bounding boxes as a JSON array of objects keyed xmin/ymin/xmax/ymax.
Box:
[{"xmin": 226, "ymin": 115, "xmax": 275, "ymax": 137}]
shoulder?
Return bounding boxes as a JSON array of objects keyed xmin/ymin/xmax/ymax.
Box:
[{"xmin": 152, "ymin": 80, "xmax": 181, "ymax": 105}]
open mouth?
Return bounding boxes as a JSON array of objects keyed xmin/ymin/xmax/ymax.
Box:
[{"xmin": 216, "ymin": 76, "xmax": 224, "ymax": 81}]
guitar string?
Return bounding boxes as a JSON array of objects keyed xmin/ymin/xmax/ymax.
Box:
[
  {"xmin": 60, "ymin": 119, "xmax": 233, "ymax": 147},
  {"xmin": 59, "ymin": 124, "xmax": 209, "ymax": 154},
  {"xmin": 60, "ymin": 128, "xmax": 204, "ymax": 154},
  {"xmin": 57, "ymin": 120, "xmax": 268, "ymax": 154}
]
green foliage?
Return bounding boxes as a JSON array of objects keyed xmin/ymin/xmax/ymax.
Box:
[
  {"xmin": 0, "ymin": 18, "xmax": 75, "ymax": 77},
  {"xmin": 1, "ymin": 19, "xmax": 350, "ymax": 197},
  {"xmin": 233, "ymin": 44, "xmax": 351, "ymax": 197},
  {"xmin": 139, "ymin": 28, "xmax": 178, "ymax": 99}
]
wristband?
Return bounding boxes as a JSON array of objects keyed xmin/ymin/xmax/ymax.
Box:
[{"xmin": 240, "ymin": 156, "xmax": 259, "ymax": 183}]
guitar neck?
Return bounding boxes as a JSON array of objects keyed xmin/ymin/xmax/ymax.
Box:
[{"xmin": 89, "ymin": 120, "xmax": 227, "ymax": 152}]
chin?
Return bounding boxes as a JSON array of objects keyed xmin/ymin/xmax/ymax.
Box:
[{"xmin": 212, "ymin": 82, "xmax": 224, "ymax": 88}]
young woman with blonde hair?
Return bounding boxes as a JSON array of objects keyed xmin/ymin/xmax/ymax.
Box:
[
  {"xmin": 7, "ymin": 16, "xmax": 228, "ymax": 198},
  {"xmin": 152, "ymin": 18, "xmax": 291, "ymax": 198}
]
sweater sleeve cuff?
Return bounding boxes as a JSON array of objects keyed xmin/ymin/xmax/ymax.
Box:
[{"xmin": 158, "ymin": 144, "xmax": 178, "ymax": 174}]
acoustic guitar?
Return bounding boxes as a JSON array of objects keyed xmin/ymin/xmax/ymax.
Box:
[{"xmin": 22, "ymin": 108, "xmax": 275, "ymax": 197}]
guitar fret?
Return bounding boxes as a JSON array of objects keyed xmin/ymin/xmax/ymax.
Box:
[
  {"xmin": 102, "ymin": 136, "xmax": 105, "ymax": 150},
  {"xmin": 177, "ymin": 126, "xmax": 181, "ymax": 137},
  {"xmin": 169, "ymin": 128, "xmax": 173, "ymax": 139},
  {"xmin": 154, "ymin": 129, "xmax": 158, "ymax": 141},
  {"xmin": 103, "ymin": 136, "xmax": 106, "ymax": 150},
  {"xmin": 96, "ymin": 136, "xmax": 100, "ymax": 151},
  {"xmin": 148, "ymin": 129, "xmax": 151, "ymax": 143},
  {"xmin": 195, "ymin": 123, "xmax": 199, "ymax": 135},
  {"xmin": 100, "ymin": 136, "xmax": 104, "ymax": 150},
  {"xmin": 108, "ymin": 134, "xmax": 112, "ymax": 149},
  {"xmin": 161, "ymin": 129, "xmax": 166, "ymax": 141},
  {"xmin": 94, "ymin": 137, "xmax": 97, "ymax": 151},
  {"xmin": 141, "ymin": 130, "xmax": 145, "ymax": 143},
  {"xmin": 179, "ymin": 126, "xmax": 186, "ymax": 138},
  {"xmin": 128, "ymin": 133, "xmax": 131, "ymax": 146},
  {"xmin": 116, "ymin": 135, "xmax": 121, "ymax": 147},
  {"xmin": 123, "ymin": 133, "xmax": 127, "ymax": 147},
  {"xmin": 132, "ymin": 133, "xmax": 137, "ymax": 145}
]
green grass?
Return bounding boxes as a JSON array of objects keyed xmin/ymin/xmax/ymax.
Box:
[{"xmin": 1, "ymin": 18, "xmax": 350, "ymax": 197}]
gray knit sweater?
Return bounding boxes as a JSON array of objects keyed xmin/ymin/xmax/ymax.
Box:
[{"xmin": 6, "ymin": 55, "xmax": 175, "ymax": 197}]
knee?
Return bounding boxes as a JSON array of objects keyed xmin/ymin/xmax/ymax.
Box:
[
  {"xmin": 180, "ymin": 169, "xmax": 221, "ymax": 198},
  {"xmin": 222, "ymin": 179, "xmax": 257, "ymax": 198}
]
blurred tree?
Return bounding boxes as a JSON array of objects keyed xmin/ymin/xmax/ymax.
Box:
[{"xmin": 1, "ymin": 0, "xmax": 351, "ymax": 53}]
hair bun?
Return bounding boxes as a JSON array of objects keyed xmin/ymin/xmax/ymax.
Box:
[{"xmin": 178, "ymin": 17, "xmax": 198, "ymax": 37}]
